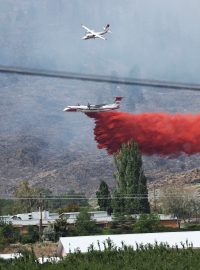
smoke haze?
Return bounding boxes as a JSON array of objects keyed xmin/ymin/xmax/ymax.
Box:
[{"xmin": 1, "ymin": 0, "xmax": 200, "ymax": 82}]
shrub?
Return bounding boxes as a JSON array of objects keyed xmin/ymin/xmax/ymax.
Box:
[
  {"xmin": 133, "ymin": 213, "xmax": 163, "ymax": 233},
  {"xmin": 21, "ymin": 226, "xmax": 39, "ymax": 244}
]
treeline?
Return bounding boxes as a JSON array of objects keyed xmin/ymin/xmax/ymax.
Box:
[
  {"xmin": 1, "ymin": 242, "xmax": 200, "ymax": 269},
  {"xmin": 2, "ymin": 211, "xmax": 200, "ymax": 249},
  {"xmin": 1, "ymin": 140, "xmax": 200, "ymax": 246},
  {"xmin": 0, "ymin": 184, "xmax": 88, "ymax": 215}
]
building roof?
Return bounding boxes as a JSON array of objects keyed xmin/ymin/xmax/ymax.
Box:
[
  {"xmin": 57, "ymin": 231, "xmax": 200, "ymax": 256},
  {"xmin": 0, "ymin": 211, "xmax": 177, "ymax": 227},
  {"xmin": 0, "ymin": 211, "xmax": 58, "ymax": 227},
  {"xmin": 60, "ymin": 211, "xmax": 112, "ymax": 224}
]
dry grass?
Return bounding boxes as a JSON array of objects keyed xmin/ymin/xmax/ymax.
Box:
[{"xmin": 1, "ymin": 242, "xmax": 58, "ymax": 257}]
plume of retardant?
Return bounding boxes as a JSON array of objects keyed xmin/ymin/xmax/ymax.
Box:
[{"xmin": 86, "ymin": 111, "xmax": 200, "ymax": 156}]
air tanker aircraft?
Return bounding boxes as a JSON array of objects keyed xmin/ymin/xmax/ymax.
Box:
[
  {"xmin": 81, "ymin": 24, "xmax": 111, "ymax": 40},
  {"xmin": 63, "ymin": 97, "xmax": 123, "ymax": 113}
]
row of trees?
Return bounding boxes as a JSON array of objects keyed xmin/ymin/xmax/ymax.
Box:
[
  {"xmin": 2, "ymin": 139, "xmax": 200, "ymax": 225},
  {"xmin": 42, "ymin": 211, "xmax": 168, "ymax": 241},
  {"xmin": 96, "ymin": 140, "xmax": 200, "ymax": 222},
  {"xmin": 2, "ymin": 209, "xmax": 196, "ymax": 247}
]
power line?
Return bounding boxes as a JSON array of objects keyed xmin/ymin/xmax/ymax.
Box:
[
  {"xmin": 0, "ymin": 195, "xmax": 199, "ymax": 200},
  {"xmin": 1, "ymin": 65, "xmax": 200, "ymax": 91},
  {"xmin": 0, "ymin": 196, "xmax": 148, "ymax": 200}
]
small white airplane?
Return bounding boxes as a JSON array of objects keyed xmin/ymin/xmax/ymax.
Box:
[
  {"xmin": 81, "ymin": 24, "xmax": 111, "ymax": 40},
  {"xmin": 63, "ymin": 96, "xmax": 123, "ymax": 113}
]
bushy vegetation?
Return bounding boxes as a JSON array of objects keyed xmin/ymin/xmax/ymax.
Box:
[
  {"xmin": 133, "ymin": 213, "xmax": 163, "ymax": 233},
  {"xmin": 183, "ymin": 223, "xmax": 200, "ymax": 231},
  {"xmin": 1, "ymin": 243, "xmax": 200, "ymax": 269},
  {"xmin": 20, "ymin": 226, "xmax": 39, "ymax": 244},
  {"xmin": 74, "ymin": 209, "xmax": 100, "ymax": 236},
  {"xmin": 0, "ymin": 221, "xmax": 39, "ymax": 248},
  {"xmin": 0, "ymin": 221, "xmax": 20, "ymax": 248},
  {"xmin": 0, "ymin": 199, "xmax": 15, "ymax": 215}
]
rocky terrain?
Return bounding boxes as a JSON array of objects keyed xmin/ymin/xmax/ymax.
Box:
[
  {"xmin": 0, "ymin": 134, "xmax": 115, "ymax": 195},
  {"xmin": 1, "ymin": 128, "xmax": 200, "ymax": 197}
]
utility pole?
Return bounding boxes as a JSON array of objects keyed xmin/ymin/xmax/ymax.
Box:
[
  {"xmin": 39, "ymin": 192, "xmax": 43, "ymax": 241},
  {"xmin": 153, "ymin": 184, "xmax": 157, "ymax": 212}
]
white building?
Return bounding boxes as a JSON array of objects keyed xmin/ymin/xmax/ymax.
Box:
[
  {"xmin": 60, "ymin": 211, "xmax": 112, "ymax": 225},
  {"xmin": 0, "ymin": 211, "xmax": 112, "ymax": 232},
  {"xmin": 57, "ymin": 231, "xmax": 200, "ymax": 257},
  {"xmin": 0, "ymin": 211, "xmax": 178, "ymax": 233}
]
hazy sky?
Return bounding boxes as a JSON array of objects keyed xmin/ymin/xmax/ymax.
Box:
[
  {"xmin": 1, "ymin": 1, "xmax": 200, "ymax": 195},
  {"xmin": 1, "ymin": 0, "xmax": 200, "ymax": 83}
]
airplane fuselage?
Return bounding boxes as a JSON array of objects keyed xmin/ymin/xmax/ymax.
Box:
[
  {"xmin": 63, "ymin": 97, "xmax": 122, "ymax": 113},
  {"xmin": 82, "ymin": 34, "xmax": 97, "ymax": 40},
  {"xmin": 63, "ymin": 103, "xmax": 120, "ymax": 112},
  {"xmin": 82, "ymin": 31, "xmax": 106, "ymax": 40}
]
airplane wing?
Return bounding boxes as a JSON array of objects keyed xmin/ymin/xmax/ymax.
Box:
[
  {"xmin": 94, "ymin": 33, "xmax": 106, "ymax": 40},
  {"xmin": 87, "ymin": 30, "xmax": 105, "ymax": 40},
  {"xmin": 81, "ymin": 24, "xmax": 92, "ymax": 33}
]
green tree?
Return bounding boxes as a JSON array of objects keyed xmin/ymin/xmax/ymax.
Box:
[
  {"xmin": 75, "ymin": 209, "xmax": 99, "ymax": 236},
  {"xmin": 52, "ymin": 190, "xmax": 88, "ymax": 211},
  {"xmin": 110, "ymin": 215, "xmax": 135, "ymax": 234},
  {"xmin": 57, "ymin": 203, "xmax": 80, "ymax": 215},
  {"xmin": 14, "ymin": 180, "xmax": 41, "ymax": 213},
  {"xmin": 113, "ymin": 140, "xmax": 150, "ymax": 215},
  {"xmin": 21, "ymin": 226, "xmax": 39, "ymax": 244},
  {"xmin": 42, "ymin": 224, "xmax": 56, "ymax": 241},
  {"xmin": 133, "ymin": 214, "xmax": 162, "ymax": 233},
  {"xmin": 96, "ymin": 181, "xmax": 112, "ymax": 214},
  {"xmin": 0, "ymin": 199, "xmax": 15, "ymax": 215},
  {"xmin": 162, "ymin": 187, "xmax": 195, "ymax": 228},
  {"xmin": 0, "ymin": 221, "xmax": 19, "ymax": 247},
  {"xmin": 54, "ymin": 217, "xmax": 69, "ymax": 240},
  {"xmin": 13, "ymin": 181, "xmax": 52, "ymax": 214}
]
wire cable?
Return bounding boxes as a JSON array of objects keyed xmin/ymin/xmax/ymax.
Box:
[
  {"xmin": 0, "ymin": 195, "xmax": 199, "ymax": 200},
  {"xmin": 1, "ymin": 65, "xmax": 200, "ymax": 91}
]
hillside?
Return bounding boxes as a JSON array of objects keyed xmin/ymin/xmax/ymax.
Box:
[
  {"xmin": 1, "ymin": 72, "xmax": 200, "ymax": 196},
  {"xmin": 1, "ymin": 131, "xmax": 200, "ymax": 196}
]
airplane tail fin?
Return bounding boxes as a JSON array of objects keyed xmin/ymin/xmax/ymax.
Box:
[
  {"xmin": 115, "ymin": 96, "xmax": 123, "ymax": 104},
  {"xmin": 103, "ymin": 24, "xmax": 111, "ymax": 33}
]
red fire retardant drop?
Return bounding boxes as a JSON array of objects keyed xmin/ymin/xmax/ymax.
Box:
[{"xmin": 86, "ymin": 111, "xmax": 200, "ymax": 156}]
